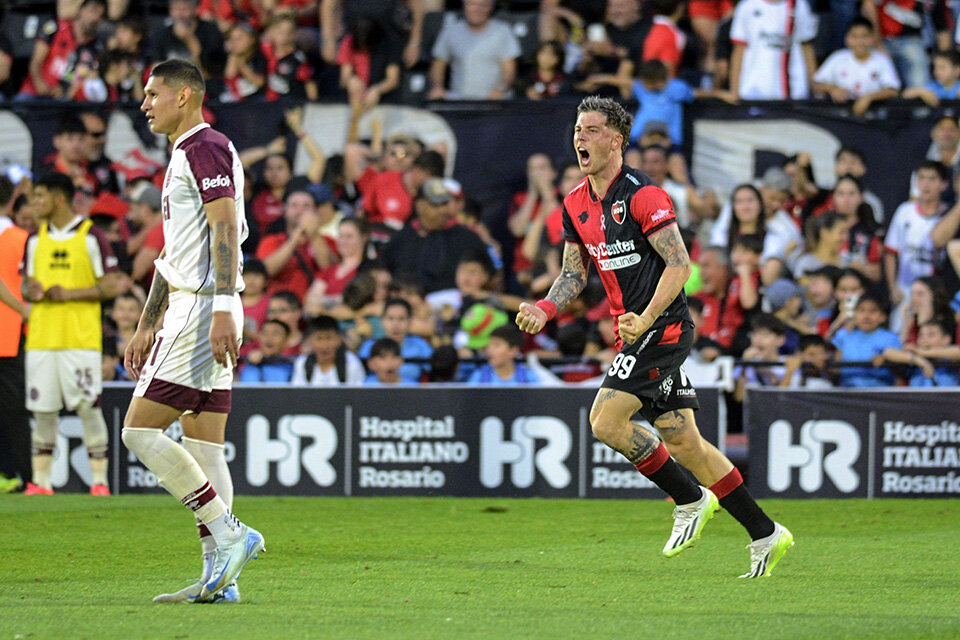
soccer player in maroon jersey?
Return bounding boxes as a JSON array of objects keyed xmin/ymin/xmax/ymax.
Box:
[{"xmin": 516, "ymin": 96, "xmax": 793, "ymax": 578}]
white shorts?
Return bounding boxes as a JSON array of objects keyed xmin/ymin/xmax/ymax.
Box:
[
  {"xmin": 25, "ymin": 349, "xmax": 102, "ymax": 412},
  {"xmin": 133, "ymin": 290, "xmax": 243, "ymax": 414}
]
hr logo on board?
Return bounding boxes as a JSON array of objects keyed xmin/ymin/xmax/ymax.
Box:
[
  {"xmin": 479, "ymin": 416, "xmax": 571, "ymax": 489},
  {"xmin": 767, "ymin": 419, "xmax": 860, "ymax": 493}
]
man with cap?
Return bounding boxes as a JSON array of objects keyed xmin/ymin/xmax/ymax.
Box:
[
  {"xmin": 382, "ymin": 178, "xmax": 490, "ymax": 294},
  {"xmin": 127, "ymin": 181, "xmax": 165, "ymax": 284},
  {"xmin": 256, "ymin": 184, "xmax": 337, "ymax": 299}
]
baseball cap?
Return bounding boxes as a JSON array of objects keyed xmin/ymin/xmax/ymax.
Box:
[
  {"xmin": 89, "ymin": 191, "xmax": 130, "ymax": 219},
  {"xmin": 764, "ymin": 279, "xmax": 802, "ymax": 312},
  {"xmin": 760, "ymin": 167, "xmax": 791, "ymax": 192},
  {"xmin": 420, "ymin": 178, "xmax": 451, "ymax": 206},
  {"xmin": 128, "ymin": 181, "xmax": 162, "ymax": 210},
  {"xmin": 306, "ymin": 182, "xmax": 335, "ymax": 206}
]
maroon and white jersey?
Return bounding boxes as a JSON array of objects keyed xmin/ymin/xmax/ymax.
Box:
[
  {"xmin": 157, "ymin": 123, "xmax": 247, "ymax": 294},
  {"xmin": 562, "ymin": 166, "xmax": 691, "ymax": 349}
]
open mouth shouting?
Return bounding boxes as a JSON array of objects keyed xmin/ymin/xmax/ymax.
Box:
[{"xmin": 577, "ymin": 146, "xmax": 591, "ymax": 169}]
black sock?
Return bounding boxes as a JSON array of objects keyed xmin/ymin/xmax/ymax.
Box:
[
  {"xmin": 719, "ymin": 484, "xmax": 775, "ymax": 540},
  {"xmin": 648, "ymin": 458, "xmax": 704, "ymax": 505}
]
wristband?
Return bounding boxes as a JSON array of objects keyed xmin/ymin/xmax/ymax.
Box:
[
  {"xmin": 535, "ymin": 299, "xmax": 557, "ymax": 321},
  {"xmin": 213, "ymin": 294, "xmax": 234, "ymax": 313}
]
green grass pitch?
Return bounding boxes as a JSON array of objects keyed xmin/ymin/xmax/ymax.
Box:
[{"xmin": 2, "ymin": 496, "xmax": 958, "ymax": 639}]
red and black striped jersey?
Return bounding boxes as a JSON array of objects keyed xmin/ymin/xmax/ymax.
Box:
[{"xmin": 562, "ymin": 166, "xmax": 691, "ymax": 348}]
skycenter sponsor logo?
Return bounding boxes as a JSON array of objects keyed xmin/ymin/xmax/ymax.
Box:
[{"xmin": 585, "ymin": 239, "xmax": 640, "ymax": 271}]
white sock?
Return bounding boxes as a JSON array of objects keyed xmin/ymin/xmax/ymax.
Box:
[
  {"xmin": 32, "ymin": 412, "xmax": 59, "ymax": 490},
  {"xmin": 78, "ymin": 404, "xmax": 109, "ymax": 487},
  {"xmin": 183, "ymin": 437, "xmax": 234, "ymax": 553},
  {"xmin": 121, "ymin": 427, "xmax": 240, "ymax": 543}
]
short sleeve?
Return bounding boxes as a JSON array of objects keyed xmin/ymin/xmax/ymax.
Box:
[
  {"xmin": 88, "ymin": 226, "xmax": 118, "ymax": 276},
  {"xmin": 561, "ymin": 204, "xmax": 581, "ymax": 243},
  {"xmin": 184, "ymin": 140, "xmax": 236, "ymax": 203},
  {"xmin": 630, "ymin": 185, "xmax": 677, "ymax": 236},
  {"xmin": 431, "ymin": 23, "xmax": 454, "ymax": 61},
  {"xmin": 877, "ymin": 54, "xmax": 901, "ymax": 89},
  {"xmin": 884, "ymin": 207, "xmax": 905, "ymax": 253},
  {"xmin": 498, "ymin": 23, "xmax": 522, "ymax": 60},
  {"xmin": 795, "ymin": 0, "xmax": 819, "ymax": 43},
  {"xmin": 667, "ymin": 79, "xmax": 695, "ymax": 102},
  {"xmin": 729, "ymin": 3, "xmax": 749, "ymax": 45},
  {"xmin": 813, "ymin": 53, "xmax": 839, "ymax": 84}
]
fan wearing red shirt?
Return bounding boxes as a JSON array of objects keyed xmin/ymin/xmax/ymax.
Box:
[
  {"xmin": 515, "ymin": 96, "xmax": 791, "ymax": 578},
  {"xmin": 643, "ymin": 0, "xmax": 687, "ymax": 75},
  {"xmin": 262, "ymin": 14, "xmax": 317, "ymax": 101},
  {"xmin": 362, "ymin": 149, "xmax": 444, "ymax": 231},
  {"xmin": 19, "ymin": 0, "xmax": 105, "ymax": 98},
  {"xmin": 508, "ymin": 153, "xmax": 559, "ymax": 279}
]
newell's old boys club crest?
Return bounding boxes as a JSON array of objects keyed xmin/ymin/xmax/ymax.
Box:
[{"xmin": 611, "ymin": 200, "xmax": 625, "ymax": 224}]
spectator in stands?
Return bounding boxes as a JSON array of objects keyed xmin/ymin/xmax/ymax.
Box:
[
  {"xmin": 429, "ymin": 0, "xmax": 522, "ymax": 100},
  {"xmin": 828, "ymin": 268, "xmax": 868, "ymax": 340},
  {"xmin": 521, "ymin": 40, "xmax": 571, "ymax": 100},
  {"xmin": 364, "ymin": 338, "xmax": 412, "ymax": 385},
  {"xmin": 885, "ymin": 161, "xmax": 947, "ymax": 327},
  {"xmin": 765, "ymin": 277, "xmax": 814, "ymax": 349},
  {"xmin": 13, "ymin": 195, "xmax": 37, "ymax": 235},
  {"xmin": 687, "ymin": 0, "xmax": 733, "ymax": 77},
  {"xmin": 18, "ymin": 0, "xmax": 106, "ymax": 100},
  {"xmin": 754, "ymin": 167, "xmax": 804, "ymax": 284},
  {"xmin": 829, "ymin": 175, "xmax": 882, "ymax": 282},
  {"xmin": 106, "ymin": 15, "xmax": 150, "ymax": 75},
  {"xmin": 257, "ymin": 187, "xmax": 336, "ymax": 299},
  {"xmin": 642, "ymin": 0, "xmax": 686, "ymax": 76},
  {"xmin": 693, "ymin": 245, "xmax": 732, "ymax": 347},
  {"xmin": 519, "ymin": 164, "xmax": 582, "ymax": 297},
  {"xmin": 468, "ymin": 325, "xmax": 548, "ymax": 385},
  {"xmin": 91, "ymin": 50, "xmax": 145, "ymax": 103},
  {"xmin": 923, "ymin": 115, "xmax": 960, "ymax": 178},
  {"xmin": 573, "ymin": 0, "xmax": 650, "ymax": 99},
  {"xmin": 882, "ymin": 318, "xmax": 958, "ymax": 386},
  {"xmin": 358, "ymin": 298, "xmax": 433, "ymax": 382},
  {"xmin": 305, "ymin": 218, "xmax": 371, "ymax": 314},
  {"xmin": 728, "ymin": 0, "xmax": 818, "ymax": 99},
  {"xmin": 80, "ymin": 112, "xmax": 119, "ymax": 195},
  {"xmin": 833, "ymin": 146, "xmax": 884, "ymax": 223},
  {"xmin": 241, "ymin": 259, "xmax": 271, "ymax": 346},
  {"xmin": 899, "ymin": 275, "xmax": 954, "ymax": 346},
  {"xmin": 262, "ymin": 13, "xmax": 318, "ymax": 100},
  {"xmin": 901, "ymin": 49, "xmax": 960, "ymax": 107},
  {"xmin": 781, "ymin": 333, "xmax": 834, "ymax": 388},
  {"xmin": 723, "ymin": 183, "xmax": 764, "ymax": 250},
  {"xmin": 833, "ymin": 290, "xmax": 900, "ymax": 387},
  {"xmin": 862, "ymin": 0, "xmax": 951, "ymax": 88},
  {"xmin": 42, "ymin": 116, "xmax": 99, "ymax": 197},
  {"xmin": 246, "ymin": 149, "xmax": 291, "ymax": 236},
  {"xmin": 628, "ymin": 62, "xmax": 693, "ymax": 147},
  {"xmin": 128, "ymin": 182, "xmax": 164, "ymax": 284},
  {"xmin": 101, "ymin": 338, "xmax": 127, "ymax": 382},
  {"xmin": 239, "ymin": 319, "xmax": 295, "ymax": 383},
  {"xmin": 508, "ymin": 153, "xmax": 559, "ymax": 287},
  {"xmin": 291, "ymin": 315, "xmax": 366, "ymax": 385},
  {"xmin": 321, "ymin": 0, "xmax": 426, "ymax": 70},
  {"xmin": 383, "ymin": 179, "xmax": 490, "ymax": 294},
  {"xmin": 804, "ymin": 265, "xmax": 842, "ymax": 336},
  {"xmin": 812, "ymin": 18, "xmax": 900, "ymax": 116},
  {"xmin": 268, "ymin": 290, "xmax": 306, "ymax": 357},
  {"xmin": 362, "ymin": 150, "xmax": 444, "ymax": 232},
  {"xmin": 722, "ymin": 234, "xmax": 763, "ymax": 354},
  {"xmin": 427, "ymin": 344, "xmax": 460, "ymax": 383},
  {"xmin": 733, "ymin": 313, "xmax": 788, "ymax": 401},
  {"xmin": 221, "ymin": 23, "xmax": 267, "ymax": 102},
  {"xmin": 337, "ymin": 16, "xmax": 403, "ymax": 112},
  {"xmin": 793, "ymin": 211, "xmax": 849, "ymax": 279},
  {"xmin": 108, "ymin": 292, "xmax": 142, "ymax": 356},
  {"xmin": 154, "ymin": 0, "xmax": 225, "ymax": 78},
  {"xmin": 641, "ymin": 144, "xmax": 716, "ymax": 230}
]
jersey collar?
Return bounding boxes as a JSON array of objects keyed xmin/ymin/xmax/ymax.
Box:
[
  {"xmin": 173, "ymin": 122, "xmax": 211, "ymax": 150},
  {"xmin": 588, "ymin": 167, "xmax": 625, "ymax": 202},
  {"xmin": 49, "ymin": 214, "xmax": 84, "ymax": 234}
]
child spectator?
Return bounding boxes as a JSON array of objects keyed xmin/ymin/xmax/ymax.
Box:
[
  {"xmin": 241, "ymin": 259, "xmax": 270, "ymax": 349},
  {"xmin": 358, "ymin": 298, "xmax": 433, "ymax": 382},
  {"xmin": 221, "ymin": 23, "xmax": 266, "ymax": 102},
  {"xmin": 803, "ymin": 266, "xmax": 841, "ymax": 336},
  {"xmin": 87, "ymin": 50, "xmax": 144, "ymax": 103},
  {"xmin": 827, "ymin": 268, "xmax": 868, "ymax": 338},
  {"xmin": 718, "ymin": 234, "xmax": 762, "ymax": 354},
  {"xmin": 468, "ymin": 325, "xmax": 546, "ymax": 385},
  {"xmin": 101, "ymin": 338, "xmax": 127, "ymax": 382},
  {"xmin": 109, "ymin": 292, "xmax": 142, "ymax": 356},
  {"xmin": 262, "ymin": 13, "xmax": 317, "ymax": 101},
  {"xmin": 781, "ymin": 334, "xmax": 834, "ymax": 388},
  {"xmin": 885, "ymin": 160, "xmax": 947, "ymax": 326},
  {"xmin": 882, "ymin": 318, "xmax": 959, "ymax": 386},
  {"xmin": 291, "ymin": 316, "xmax": 365, "ymax": 385},
  {"xmin": 812, "ymin": 18, "xmax": 900, "ymax": 115},
  {"xmin": 833, "ymin": 290, "xmax": 900, "ymax": 387},
  {"xmin": 267, "ymin": 290, "xmax": 305, "ymax": 357},
  {"xmin": 629, "ymin": 61, "xmax": 694, "ymax": 146},
  {"xmin": 521, "ymin": 40, "xmax": 570, "ymax": 100},
  {"xmin": 428, "ymin": 345, "xmax": 461, "ymax": 383},
  {"xmin": 902, "ymin": 49, "xmax": 960, "ymax": 107},
  {"xmin": 364, "ymin": 338, "xmax": 413, "ymax": 385},
  {"xmin": 764, "ymin": 278, "xmax": 813, "ymax": 352},
  {"xmin": 239, "ymin": 319, "xmax": 294, "ymax": 383},
  {"xmin": 733, "ymin": 313, "xmax": 788, "ymax": 401}
]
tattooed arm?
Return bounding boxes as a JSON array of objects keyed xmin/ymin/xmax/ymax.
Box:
[
  {"xmin": 516, "ymin": 241, "xmax": 591, "ymax": 334},
  {"xmin": 124, "ymin": 251, "xmax": 168, "ymax": 378},
  {"xmin": 205, "ymin": 197, "xmax": 240, "ymax": 366}
]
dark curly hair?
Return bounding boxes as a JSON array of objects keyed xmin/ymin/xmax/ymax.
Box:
[{"xmin": 577, "ymin": 96, "xmax": 633, "ymax": 152}]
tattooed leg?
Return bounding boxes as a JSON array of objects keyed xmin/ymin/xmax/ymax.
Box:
[
  {"xmin": 654, "ymin": 408, "xmax": 733, "ymax": 486},
  {"xmin": 588, "ymin": 387, "xmax": 658, "ymax": 463}
]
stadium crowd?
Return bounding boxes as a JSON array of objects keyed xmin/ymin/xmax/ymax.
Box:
[{"xmin": 2, "ymin": 0, "xmax": 960, "ymax": 401}]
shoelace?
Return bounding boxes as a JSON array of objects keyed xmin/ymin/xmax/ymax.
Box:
[{"xmin": 670, "ymin": 502, "xmax": 702, "ymax": 534}]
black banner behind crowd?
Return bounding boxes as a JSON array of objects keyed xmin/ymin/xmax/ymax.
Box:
[
  {"xmin": 0, "ymin": 100, "xmax": 951, "ymax": 230},
  {"xmin": 49, "ymin": 384, "xmax": 722, "ymax": 498},
  {"xmin": 745, "ymin": 388, "xmax": 960, "ymax": 499}
]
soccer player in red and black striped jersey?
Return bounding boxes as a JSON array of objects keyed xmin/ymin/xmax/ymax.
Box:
[{"xmin": 516, "ymin": 97, "xmax": 793, "ymax": 578}]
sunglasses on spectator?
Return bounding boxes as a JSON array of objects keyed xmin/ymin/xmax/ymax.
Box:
[{"xmin": 88, "ymin": 130, "xmax": 106, "ymax": 138}]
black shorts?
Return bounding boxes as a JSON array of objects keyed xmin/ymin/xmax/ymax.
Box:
[{"xmin": 600, "ymin": 319, "xmax": 699, "ymax": 424}]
